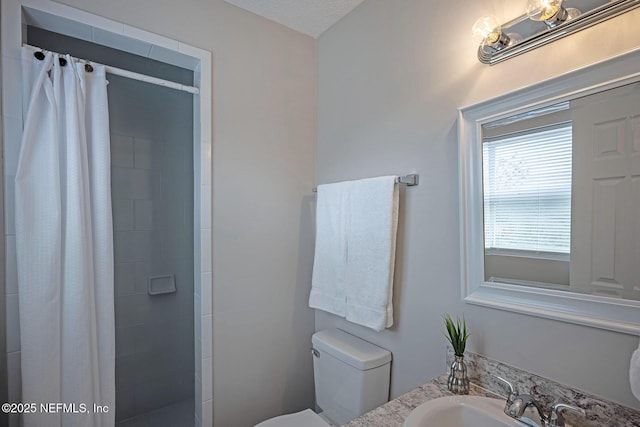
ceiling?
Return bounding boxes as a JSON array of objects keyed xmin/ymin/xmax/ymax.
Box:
[{"xmin": 224, "ymin": 0, "xmax": 366, "ymax": 38}]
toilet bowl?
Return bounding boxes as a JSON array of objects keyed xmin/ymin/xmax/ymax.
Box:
[
  {"xmin": 254, "ymin": 329, "xmax": 392, "ymax": 427},
  {"xmin": 254, "ymin": 409, "xmax": 329, "ymax": 427}
]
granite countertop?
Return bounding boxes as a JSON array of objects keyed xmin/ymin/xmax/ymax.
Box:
[
  {"xmin": 341, "ymin": 372, "xmax": 640, "ymax": 427},
  {"xmin": 341, "ymin": 375, "xmax": 501, "ymax": 427}
]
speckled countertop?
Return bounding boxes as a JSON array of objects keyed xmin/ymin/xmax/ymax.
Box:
[
  {"xmin": 341, "ymin": 375, "xmax": 500, "ymax": 427},
  {"xmin": 341, "ymin": 360, "xmax": 640, "ymax": 427}
]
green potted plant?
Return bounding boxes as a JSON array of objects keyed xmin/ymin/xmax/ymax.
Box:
[{"xmin": 444, "ymin": 314, "xmax": 470, "ymax": 394}]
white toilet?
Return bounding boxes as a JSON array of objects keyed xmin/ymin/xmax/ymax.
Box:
[{"xmin": 256, "ymin": 329, "xmax": 392, "ymax": 427}]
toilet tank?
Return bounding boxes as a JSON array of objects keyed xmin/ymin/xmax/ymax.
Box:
[{"xmin": 312, "ymin": 329, "xmax": 392, "ymax": 426}]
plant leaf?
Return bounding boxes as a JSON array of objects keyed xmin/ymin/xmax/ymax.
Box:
[{"xmin": 443, "ymin": 313, "xmax": 469, "ymax": 356}]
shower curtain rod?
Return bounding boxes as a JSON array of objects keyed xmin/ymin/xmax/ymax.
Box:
[{"xmin": 23, "ymin": 44, "xmax": 200, "ymax": 95}]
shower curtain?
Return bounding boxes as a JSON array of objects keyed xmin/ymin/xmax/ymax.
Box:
[{"xmin": 15, "ymin": 50, "xmax": 115, "ymax": 427}]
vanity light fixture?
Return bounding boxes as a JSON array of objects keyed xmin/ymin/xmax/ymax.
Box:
[{"xmin": 472, "ymin": 0, "xmax": 640, "ymax": 65}]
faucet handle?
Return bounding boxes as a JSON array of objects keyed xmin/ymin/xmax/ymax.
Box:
[
  {"xmin": 495, "ymin": 375, "xmax": 519, "ymax": 399},
  {"xmin": 547, "ymin": 403, "xmax": 586, "ymax": 427}
]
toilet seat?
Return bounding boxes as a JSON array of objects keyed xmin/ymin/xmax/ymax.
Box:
[{"xmin": 255, "ymin": 409, "xmax": 330, "ymax": 427}]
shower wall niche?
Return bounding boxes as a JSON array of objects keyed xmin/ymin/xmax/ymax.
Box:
[{"xmin": 28, "ymin": 28, "xmax": 195, "ymax": 424}]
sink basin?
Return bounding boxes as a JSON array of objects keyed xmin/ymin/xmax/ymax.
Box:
[{"xmin": 402, "ymin": 396, "xmax": 538, "ymax": 427}]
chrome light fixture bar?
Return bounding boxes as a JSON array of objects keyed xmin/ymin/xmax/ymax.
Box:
[{"xmin": 475, "ymin": 0, "xmax": 640, "ymax": 65}]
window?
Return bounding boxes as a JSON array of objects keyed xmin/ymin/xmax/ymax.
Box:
[{"xmin": 483, "ymin": 123, "xmax": 572, "ymax": 256}]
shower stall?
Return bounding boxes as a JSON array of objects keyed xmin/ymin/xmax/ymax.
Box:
[
  {"xmin": 3, "ymin": 2, "xmax": 213, "ymax": 425},
  {"xmin": 26, "ymin": 26, "xmax": 196, "ymax": 426}
]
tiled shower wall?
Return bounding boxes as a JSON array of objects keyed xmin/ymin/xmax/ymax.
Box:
[
  {"xmin": 107, "ymin": 73, "xmax": 194, "ymax": 421},
  {"xmin": 111, "ymin": 133, "xmax": 194, "ymax": 420}
]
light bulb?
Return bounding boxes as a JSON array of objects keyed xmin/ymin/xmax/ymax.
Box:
[
  {"xmin": 527, "ymin": 0, "xmax": 563, "ymax": 21},
  {"xmin": 471, "ymin": 16, "xmax": 502, "ymax": 46},
  {"xmin": 527, "ymin": 0, "xmax": 581, "ymax": 26}
]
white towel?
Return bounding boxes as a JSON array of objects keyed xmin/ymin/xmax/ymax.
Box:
[
  {"xmin": 345, "ymin": 176, "xmax": 399, "ymax": 331},
  {"xmin": 631, "ymin": 339, "xmax": 640, "ymax": 401},
  {"xmin": 309, "ymin": 182, "xmax": 348, "ymax": 317}
]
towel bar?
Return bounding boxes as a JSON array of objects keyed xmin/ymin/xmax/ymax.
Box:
[{"xmin": 312, "ymin": 174, "xmax": 419, "ymax": 193}]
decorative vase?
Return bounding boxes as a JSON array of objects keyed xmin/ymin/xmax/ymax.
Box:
[{"xmin": 447, "ymin": 354, "xmax": 470, "ymax": 394}]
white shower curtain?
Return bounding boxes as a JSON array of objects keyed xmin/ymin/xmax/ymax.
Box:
[{"xmin": 15, "ymin": 50, "xmax": 115, "ymax": 427}]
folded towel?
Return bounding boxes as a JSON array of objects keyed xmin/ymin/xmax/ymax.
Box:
[
  {"xmin": 309, "ymin": 182, "xmax": 348, "ymax": 317},
  {"xmin": 345, "ymin": 176, "xmax": 399, "ymax": 331},
  {"xmin": 632, "ymin": 339, "xmax": 640, "ymax": 401}
]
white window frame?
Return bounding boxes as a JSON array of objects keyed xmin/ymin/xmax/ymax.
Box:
[{"xmin": 459, "ymin": 48, "xmax": 640, "ymax": 336}]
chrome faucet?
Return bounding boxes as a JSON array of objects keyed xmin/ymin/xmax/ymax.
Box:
[
  {"xmin": 496, "ymin": 376, "xmax": 586, "ymax": 427},
  {"xmin": 547, "ymin": 403, "xmax": 588, "ymax": 427}
]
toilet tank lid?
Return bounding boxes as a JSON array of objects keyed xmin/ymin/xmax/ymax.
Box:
[{"xmin": 312, "ymin": 329, "xmax": 392, "ymax": 370}]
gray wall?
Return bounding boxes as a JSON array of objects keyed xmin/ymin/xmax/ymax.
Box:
[
  {"xmin": 52, "ymin": 1, "xmax": 318, "ymax": 426},
  {"xmin": 316, "ymin": 0, "xmax": 640, "ymax": 411}
]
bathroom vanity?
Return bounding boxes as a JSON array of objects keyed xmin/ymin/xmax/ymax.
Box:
[
  {"xmin": 341, "ymin": 375, "xmax": 498, "ymax": 427},
  {"xmin": 341, "ymin": 352, "xmax": 640, "ymax": 427}
]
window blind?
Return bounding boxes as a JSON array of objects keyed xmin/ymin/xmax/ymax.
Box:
[{"xmin": 483, "ymin": 123, "xmax": 572, "ymax": 255}]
